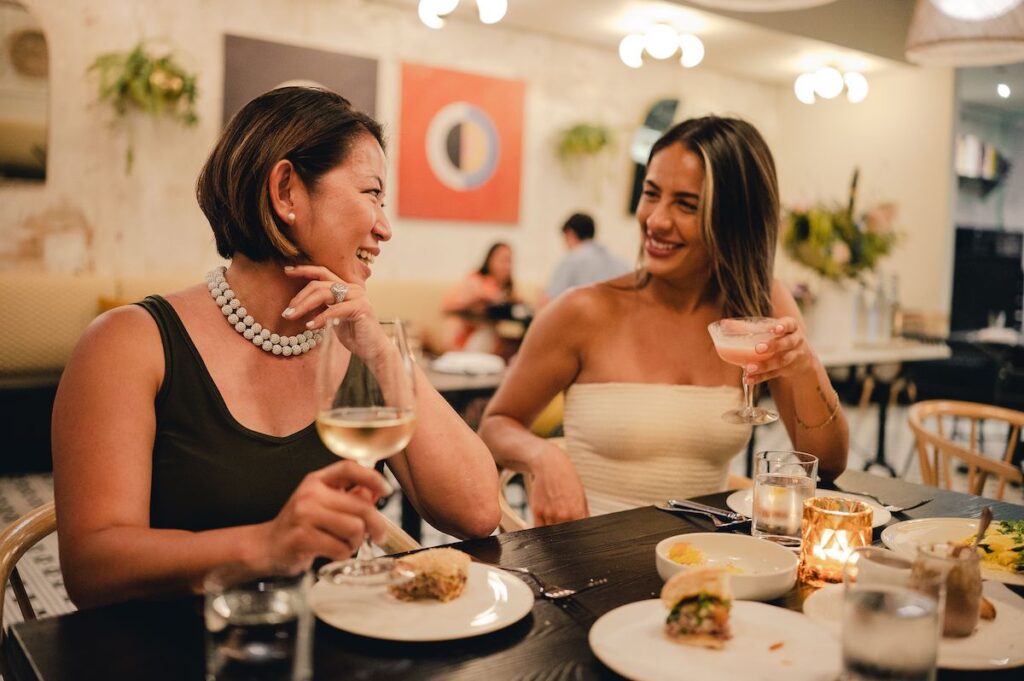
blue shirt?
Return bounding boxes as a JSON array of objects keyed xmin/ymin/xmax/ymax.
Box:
[{"xmin": 545, "ymin": 241, "xmax": 631, "ymax": 299}]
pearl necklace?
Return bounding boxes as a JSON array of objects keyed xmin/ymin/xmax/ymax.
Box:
[{"xmin": 205, "ymin": 266, "xmax": 322, "ymax": 357}]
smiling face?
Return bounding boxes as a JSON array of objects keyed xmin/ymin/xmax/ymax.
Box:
[
  {"xmin": 636, "ymin": 142, "xmax": 712, "ymax": 284},
  {"xmin": 297, "ymin": 133, "xmax": 391, "ymax": 285}
]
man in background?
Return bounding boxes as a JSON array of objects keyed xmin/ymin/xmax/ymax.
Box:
[{"xmin": 539, "ymin": 212, "xmax": 630, "ymax": 309}]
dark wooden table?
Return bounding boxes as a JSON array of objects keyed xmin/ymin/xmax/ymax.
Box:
[{"xmin": 6, "ymin": 470, "xmax": 1023, "ymax": 681}]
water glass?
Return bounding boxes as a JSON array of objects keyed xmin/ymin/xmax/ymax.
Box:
[
  {"xmin": 204, "ymin": 566, "xmax": 313, "ymax": 681},
  {"xmin": 842, "ymin": 547, "xmax": 944, "ymax": 681},
  {"xmin": 916, "ymin": 542, "xmax": 982, "ymax": 638},
  {"xmin": 751, "ymin": 450, "xmax": 818, "ymax": 548}
]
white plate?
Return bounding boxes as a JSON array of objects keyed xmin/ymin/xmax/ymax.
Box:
[
  {"xmin": 430, "ymin": 352, "xmax": 506, "ymax": 375},
  {"xmin": 589, "ymin": 600, "xmax": 840, "ymax": 681},
  {"xmin": 881, "ymin": 518, "xmax": 1024, "ymax": 586},
  {"xmin": 654, "ymin": 533, "xmax": 798, "ymax": 601},
  {"xmin": 803, "ymin": 580, "xmax": 1024, "ymax": 670},
  {"xmin": 309, "ymin": 563, "xmax": 534, "ymax": 641},
  {"xmin": 726, "ymin": 488, "xmax": 892, "ymax": 528}
]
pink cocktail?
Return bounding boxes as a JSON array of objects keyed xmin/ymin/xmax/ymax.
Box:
[{"xmin": 707, "ymin": 317, "xmax": 779, "ymax": 425}]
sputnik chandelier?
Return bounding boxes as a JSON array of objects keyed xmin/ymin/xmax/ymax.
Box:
[
  {"xmin": 418, "ymin": 0, "xmax": 507, "ymax": 29},
  {"xmin": 793, "ymin": 67, "xmax": 868, "ymax": 104},
  {"xmin": 619, "ymin": 24, "xmax": 705, "ymax": 69}
]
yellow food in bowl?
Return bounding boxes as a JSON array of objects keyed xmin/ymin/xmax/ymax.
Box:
[
  {"xmin": 668, "ymin": 542, "xmax": 705, "ymax": 565},
  {"xmin": 960, "ymin": 520, "xmax": 1024, "ymax": 576}
]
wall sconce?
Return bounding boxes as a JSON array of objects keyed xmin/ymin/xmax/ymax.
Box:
[
  {"xmin": 418, "ymin": 0, "xmax": 507, "ymax": 30},
  {"xmin": 793, "ymin": 67, "xmax": 869, "ymax": 104},
  {"xmin": 798, "ymin": 497, "xmax": 873, "ymax": 586},
  {"xmin": 619, "ymin": 25, "xmax": 705, "ymax": 69}
]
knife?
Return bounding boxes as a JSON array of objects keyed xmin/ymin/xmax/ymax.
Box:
[{"xmin": 667, "ymin": 498, "xmax": 747, "ymax": 521}]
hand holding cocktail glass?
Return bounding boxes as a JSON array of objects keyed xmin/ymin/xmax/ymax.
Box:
[{"xmin": 707, "ymin": 317, "xmax": 780, "ymax": 425}]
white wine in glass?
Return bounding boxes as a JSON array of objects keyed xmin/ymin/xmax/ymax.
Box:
[{"xmin": 315, "ymin": 318, "xmax": 417, "ymax": 585}]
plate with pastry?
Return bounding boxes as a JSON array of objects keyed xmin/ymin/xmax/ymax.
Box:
[
  {"xmin": 588, "ymin": 568, "xmax": 840, "ymax": 681},
  {"xmin": 881, "ymin": 518, "xmax": 1024, "ymax": 586},
  {"xmin": 309, "ymin": 548, "xmax": 534, "ymax": 641}
]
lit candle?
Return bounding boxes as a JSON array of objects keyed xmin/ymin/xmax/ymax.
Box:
[{"xmin": 798, "ymin": 497, "xmax": 872, "ymax": 586}]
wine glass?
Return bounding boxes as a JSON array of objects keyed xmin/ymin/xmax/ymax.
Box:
[
  {"xmin": 707, "ymin": 317, "xmax": 779, "ymax": 425},
  {"xmin": 314, "ymin": 318, "xmax": 417, "ymax": 585}
]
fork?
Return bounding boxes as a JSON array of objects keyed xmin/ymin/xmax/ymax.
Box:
[
  {"xmin": 497, "ymin": 566, "xmax": 608, "ymax": 600},
  {"xmin": 654, "ymin": 503, "xmax": 751, "ymax": 530}
]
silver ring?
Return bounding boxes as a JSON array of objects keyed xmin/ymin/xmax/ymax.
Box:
[{"xmin": 330, "ymin": 282, "xmax": 349, "ymax": 305}]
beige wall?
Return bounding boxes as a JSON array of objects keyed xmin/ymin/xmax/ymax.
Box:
[
  {"xmin": 1, "ymin": 0, "xmax": 953, "ymax": 313},
  {"xmin": 775, "ymin": 66, "xmax": 957, "ymax": 312}
]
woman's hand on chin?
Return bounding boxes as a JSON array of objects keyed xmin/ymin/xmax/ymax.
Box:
[
  {"xmin": 281, "ymin": 264, "xmax": 390, "ymax": 361},
  {"xmin": 743, "ymin": 316, "xmax": 818, "ymax": 385}
]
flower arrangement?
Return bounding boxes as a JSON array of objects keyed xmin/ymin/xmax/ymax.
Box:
[
  {"xmin": 783, "ymin": 169, "xmax": 898, "ymax": 282},
  {"xmin": 556, "ymin": 123, "xmax": 612, "ymax": 162}
]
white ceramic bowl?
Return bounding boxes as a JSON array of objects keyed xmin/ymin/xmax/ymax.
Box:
[{"xmin": 655, "ymin": 533, "xmax": 798, "ymax": 601}]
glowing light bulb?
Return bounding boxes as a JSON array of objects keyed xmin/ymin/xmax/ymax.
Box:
[
  {"xmin": 476, "ymin": 0, "xmax": 507, "ymax": 24},
  {"xmin": 930, "ymin": 0, "xmax": 1022, "ymax": 21},
  {"xmin": 998, "ymin": 82, "xmax": 1011, "ymax": 98},
  {"xmin": 844, "ymin": 72, "xmax": 869, "ymax": 103},
  {"xmin": 813, "ymin": 66, "xmax": 844, "ymax": 99},
  {"xmin": 619, "ymin": 34, "xmax": 645, "ymax": 69},
  {"xmin": 679, "ymin": 34, "xmax": 705, "ymax": 68},
  {"xmin": 794, "ymin": 73, "xmax": 816, "ymax": 104},
  {"xmin": 644, "ymin": 24, "xmax": 679, "ymax": 60},
  {"xmin": 418, "ymin": 0, "xmax": 445, "ymax": 29}
]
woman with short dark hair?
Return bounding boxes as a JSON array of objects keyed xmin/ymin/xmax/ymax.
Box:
[
  {"xmin": 52, "ymin": 87, "xmax": 500, "ymax": 608},
  {"xmin": 481, "ymin": 116, "xmax": 848, "ymax": 526}
]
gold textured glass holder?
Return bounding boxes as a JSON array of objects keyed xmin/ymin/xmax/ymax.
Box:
[{"xmin": 798, "ymin": 497, "xmax": 872, "ymax": 586}]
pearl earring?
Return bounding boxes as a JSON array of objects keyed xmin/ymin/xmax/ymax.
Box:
[{"xmin": 287, "ymin": 211, "xmax": 296, "ymax": 222}]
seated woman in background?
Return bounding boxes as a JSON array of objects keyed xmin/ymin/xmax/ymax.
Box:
[
  {"xmin": 52, "ymin": 87, "xmax": 500, "ymax": 608},
  {"xmin": 442, "ymin": 241, "xmax": 520, "ymax": 354},
  {"xmin": 480, "ymin": 116, "xmax": 848, "ymax": 526}
]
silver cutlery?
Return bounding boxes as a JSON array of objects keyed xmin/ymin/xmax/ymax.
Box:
[
  {"xmin": 496, "ymin": 566, "xmax": 609, "ymax": 600},
  {"xmin": 667, "ymin": 499, "xmax": 747, "ymax": 522},
  {"xmin": 834, "ymin": 488, "xmax": 934, "ymax": 514},
  {"xmin": 655, "ymin": 503, "xmax": 751, "ymax": 530}
]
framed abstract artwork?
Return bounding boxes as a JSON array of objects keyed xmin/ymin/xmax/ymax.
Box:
[
  {"xmin": 398, "ymin": 63, "xmax": 524, "ymax": 224},
  {"xmin": 222, "ymin": 35, "xmax": 378, "ymax": 126}
]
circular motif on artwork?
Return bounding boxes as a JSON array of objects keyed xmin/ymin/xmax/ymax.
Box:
[{"xmin": 425, "ymin": 102, "xmax": 500, "ymax": 190}]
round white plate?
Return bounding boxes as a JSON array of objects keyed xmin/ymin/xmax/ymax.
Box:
[
  {"xmin": 803, "ymin": 580, "xmax": 1024, "ymax": 670},
  {"xmin": 726, "ymin": 488, "xmax": 891, "ymax": 528},
  {"xmin": 589, "ymin": 600, "xmax": 840, "ymax": 681},
  {"xmin": 309, "ymin": 563, "xmax": 534, "ymax": 641},
  {"xmin": 881, "ymin": 518, "xmax": 1024, "ymax": 586}
]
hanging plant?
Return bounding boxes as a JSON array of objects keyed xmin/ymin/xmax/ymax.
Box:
[
  {"xmin": 556, "ymin": 123, "xmax": 612, "ymax": 163},
  {"xmin": 88, "ymin": 42, "xmax": 199, "ymax": 172}
]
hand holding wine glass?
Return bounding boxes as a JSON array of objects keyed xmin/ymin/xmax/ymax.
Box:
[
  {"xmin": 707, "ymin": 317, "xmax": 779, "ymax": 425},
  {"xmin": 315, "ymin": 318, "xmax": 417, "ymax": 584}
]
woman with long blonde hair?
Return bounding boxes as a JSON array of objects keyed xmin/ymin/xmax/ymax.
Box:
[{"xmin": 480, "ymin": 116, "xmax": 848, "ymax": 526}]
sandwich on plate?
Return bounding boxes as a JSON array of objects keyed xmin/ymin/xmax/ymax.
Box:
[{"xmin": 661, "ymin": 567, "xmax": 733, "ymax": 648}]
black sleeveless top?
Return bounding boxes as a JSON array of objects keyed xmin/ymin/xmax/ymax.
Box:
[{"xmin": 138, "ymin": 295, "xmax": 339, "ymax": 532}]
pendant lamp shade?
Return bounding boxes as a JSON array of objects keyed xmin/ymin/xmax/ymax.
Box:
[
  {"xmin": 906, "ymin": 0, "xmax": 1024, "ymax": 65},
  {"xmin": 687, "ymin": 1, "xmax": 836, "ymax": 11}
]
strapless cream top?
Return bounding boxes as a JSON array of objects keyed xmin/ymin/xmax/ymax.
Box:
[{"xmin": 563, "ymin": 382, "xmax": 752, "ymax": 516}]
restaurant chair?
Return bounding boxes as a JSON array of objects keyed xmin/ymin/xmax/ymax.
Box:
[
  {"xmin": 908, "ymin": 400, "xmax": 1024, "ymax": 500},
  {"xmin": 0, "ymin": 501, "xmax": 57, "ymax": 644}
]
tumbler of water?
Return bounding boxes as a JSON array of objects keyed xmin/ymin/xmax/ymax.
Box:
[
  {"xmin": 204, "ymin": 567, "xmax": 313, "ymax": 681},
  {"xmin": 841, "ymin": 547, "xmax": 944, "ymax": 681},
  {"xmin": 751, "ymin": 450, "xmax": 818, "ymax": 548}
]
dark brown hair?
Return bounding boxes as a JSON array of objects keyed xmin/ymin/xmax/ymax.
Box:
[
  {"xmin": 478, "ymin": 242, "xmax": 514, "ymax": 296},
  {"xmin": 646, "ymin": 116, "xmax": 778, "ymax": 318},
  {"xmin": 562, "ymin": 212, "xmax": 595, "ymax": 240},
  {"xmin": 197, "ymin": 87, "xmax": 385, "ymax": 261}
]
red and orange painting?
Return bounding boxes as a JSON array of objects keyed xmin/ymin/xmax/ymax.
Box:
[{"xmin": 398, "ymin": 63, "xmax": 525, "ymax": 224}]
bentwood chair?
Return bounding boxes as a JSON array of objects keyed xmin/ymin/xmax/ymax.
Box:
[
  {"xmin": 908, "ymin": 400, "xmax": 1024, "ymax": 500},
  {"xmin": 0, "ymin": 501, "xmax": 57, "ymax": 644}
]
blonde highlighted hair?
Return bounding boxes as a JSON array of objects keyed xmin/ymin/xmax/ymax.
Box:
[{"xmin": 645, "ymin": 116, "xmax": 778, "ymax": 317}]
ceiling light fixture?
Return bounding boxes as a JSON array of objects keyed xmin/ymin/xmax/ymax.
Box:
[
  {"xmin": 906, "ymin": 0, "xmax": 1024, "ymax": 65},
  {"xmin": 930, "ymin": 0, "xmax": 1022, "ymax": 21},
  {"xmin": 997, "ymin": 82, "xmax": 1012, "ymax": 97},
  {"xmin": 619, "ymin": 27, "xmax": 705, "ymax": 69},
  {"xmin": 688, "ymin": 0, "xmax": 837, "ymax": 11},
  {"xmin": 417, "ymin": 0, "xmax": 507, "ymax": 29},
  {"xmin": 793, "ymin": 68, "xmax": 868, "ymax": 105}
]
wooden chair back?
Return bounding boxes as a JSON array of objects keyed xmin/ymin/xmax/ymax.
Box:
[
  {"xmin": 0, "ymin": 502, "xmax": 57, "ymax": 642},
  {"xmin": 908, "ymin": 400, "xmax": 1024, "ymax": 500}
]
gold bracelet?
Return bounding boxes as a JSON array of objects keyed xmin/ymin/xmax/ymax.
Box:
[{"xmin": 795, "ymin": 386, "xmax": 840, "ymax": 430}]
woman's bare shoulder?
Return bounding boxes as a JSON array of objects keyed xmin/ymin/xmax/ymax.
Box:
[{"xmin": 546, "ymin": 276, "xmax": 635, "ymax": 321}]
